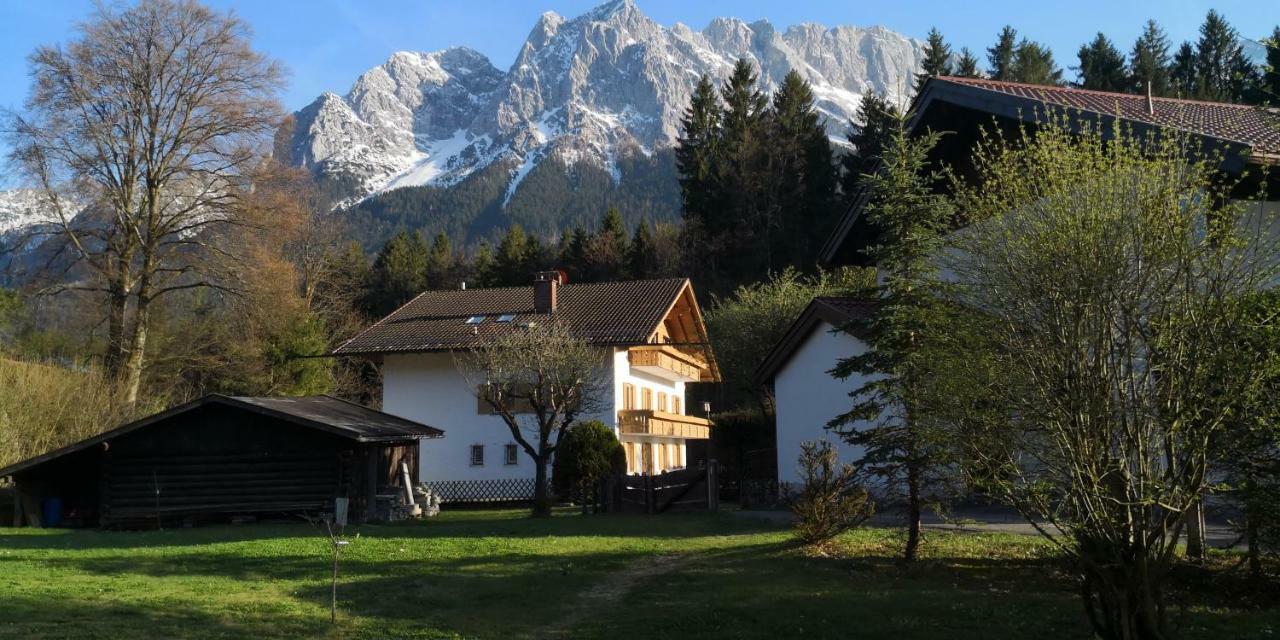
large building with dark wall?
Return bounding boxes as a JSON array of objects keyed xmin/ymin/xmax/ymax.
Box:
[{"xmin": 1, "ymin": 395, "xmax": 442, "ymax": 528}]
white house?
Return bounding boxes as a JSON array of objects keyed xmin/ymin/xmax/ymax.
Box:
[
  {"xmin": 333, "ymin": 273, "xmax": 719, "ymax": 502},
  {"xmin": 753, "ymin": 297, "xmax": 875, "ymax": 487}
]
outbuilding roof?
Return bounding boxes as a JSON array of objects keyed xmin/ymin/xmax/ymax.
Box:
[
  {"xmin": 752, "ymin": 296, "xmax": 877, "ymax": 386},
  {"xmin": 0, "ymin": 394, "xmax": 443, "ymax": 478},
  {"xmin": 333, "ymin": 278, "xmax": 694, "ymax": 355}
]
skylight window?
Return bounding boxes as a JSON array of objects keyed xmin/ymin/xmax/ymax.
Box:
[
  {"xmin": 496, "ymin": 314, "xmax": 517, "ymax": 323},
  {"xmin": 465, "ymin": 315, "xmax": 486, "ymax": 325}
]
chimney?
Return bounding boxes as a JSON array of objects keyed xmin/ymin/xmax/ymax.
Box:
[{"xmin": 533, "ymin": 271, "xmax": 564, "ymax": 314}]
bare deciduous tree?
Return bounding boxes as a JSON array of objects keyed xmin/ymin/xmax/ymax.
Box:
[
  {"xmin": 457, "ymin": 320, "xmax": 608, "ymax": 517},
  {"xmin": 6, "ymin": 0, "xmax": 284, "ymax": 405},
  {"xmin": 944, "ymin": 117, "xmax": 1278, "ymax": 640}
]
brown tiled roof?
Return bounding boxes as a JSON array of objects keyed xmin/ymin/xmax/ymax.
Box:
[
  {"xmin": 752, "ymin": 296, "xmax": 877, "ymax": 386},
  {"xmin": 333, "ymin": 278, "xmax": 692, "ymax": 355},
  {"xmin": 936, "ymin": 76, "xmax": 1280, "ymax": 159}
]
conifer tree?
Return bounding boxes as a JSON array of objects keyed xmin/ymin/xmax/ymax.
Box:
[
  {"xmin": 493, "ymin": 225, "xmax": 532, "ymax": 286},
  {"xmin": 709, "ymin": 58, "xmax": 771, "ymax": 290},
  {"xmin": 830, "ymin": 117, "xmax": 955, "ymax": 564},
  {"xmin": 1076, "ymin": 33, "xmax": 1126, "ymax": 91},
  {"xmin": 425, "ymin": 231, "xmax": 456, "ymax": 289},
  {"xmin": 1194, "ymin": 10, "xmax": 1257, "ymax": 102},
  {"xmin": 1171, "ymin": 41, "xmax": 1198, "ymax": 96},
  {"xmin": 1129, "ymin": 20, "xmax": 1172, "ymax": 95},
  {"xmin": 472, "ymin": 241, "xmax": 496, "ymax": 288},
  {"xmin": 987, "ymin": 26, "xmax": 1018, "ymax": 81},
  {"xmin": 560, "ymin": 226, "xmax": 590, "ymax": 281},
  {"xmin": 770, "ymin": 70, "xmax": 838, "ymax": 268},
  {"xmin": 627, "ymin": 219, "xmax": 656, "ymax": 279},
  {"xmin": 954, "ymin": 48, "xmax": 981, "ymax": 78},
  {"xmin": 842, "ymin": 94, "xmax": 902, "ymax": 198},
  {"xmin": 1012, "ymin": 39, "xmax": 1063, "ymax": 86},
  {"xmin": 366, "ymin": 230, "xmax": 429, "ymax": 316},
  {"xmin": 1265, "ymin": 27, "xmax": 1280, "ymax": 104},
  {"xmin": 676, "ymin": 74, "xmax": 723, "ymax": 243},
  {"xmin": 915, "ymin": 28, "xmax": 953, "ymax": 93}
]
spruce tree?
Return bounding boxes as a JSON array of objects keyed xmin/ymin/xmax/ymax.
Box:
[
  {"xmin": 1011, "ymin": 39, "xmax": 1064, "ymax": 86},
  {"xmin": 769, "ymin": 70, "xmax": 838, "ymax": 269},
  {"xmin": 560, "ymin": 226, "xmax": 590, "ymax": 282},
  {"xmin": 627, "ymin": 219, "xmax": 656, "ymax": 279},
  {"xmin": 1129, "ymin": 20, "xmax": 1172, "ymax": 95},
  {"xmin": 366, "ymin": 230, "xmax": 429, "ymax": 316},
  {"xmin": 472, "ymin": 242, "xmax": 496, "ymax": 288},
  {"xmin": 1171, "ymin": 42, "xmax": 1198, "ymax": 97},
  {"xmin": 915, "ymin": 28, "xmax": 953, "ymax": 93},
  {"xmin": 842, "ymin": 93, "xmax": 901, "ymax": 197},
  {"xmin": 494, "ymin": 225, "xmax": 531, "ymax": 286},
  {"xmin": 830, "ymin": 117, "xmax": 955, "ymax": 564},
  {"xmin": 425, "ymin": 231, "xmax": 455, "ymax": 289},
  {"xmin": 1194, "ymin": 10, "xmax": 1254, "ymax": 102},
  {"xmin": 1265, "ymin": 26, "xmax": 1280, "ymax": 104},
  {"xmin": 713, "ymin": 58, "xmax": 771, "ymax": 289},
  {"xmin": 1076, "ymin": 33, "xmax": 1127, "ymax": 91},
  {"xmin": 675, "ymin": 74, "xmax": 723, "ymax": 237},
  {"xmin": 987, "ymin": 26, "xmax": 1018, "ymax": 81},
  {"xmin": 954, "ymin": 48, "xmax": 981, "ymax": 78}
]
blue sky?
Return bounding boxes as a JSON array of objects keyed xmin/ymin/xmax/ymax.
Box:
[{"xmin": 0, "ymin": 0, "xmax": 1274, "ymax": 116}]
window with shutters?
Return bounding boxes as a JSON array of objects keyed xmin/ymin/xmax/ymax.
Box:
[
  {"xmin": 641, "ymin": 388, "xmax": 652, "ymax": 410},
  {"xmin": 504, "ymin": 444, "xmax": 518, "ymax": 465},
  {"xmin": 657, "ymin": 392, "xmax": 668, "ymax": 412},
  {"xmin": 672, "ymin": 396, "xmax": 682, "ymax": 415},
  {"xmin": 470, "ymin": 444, "xmax": 484, "ymax": 466}
]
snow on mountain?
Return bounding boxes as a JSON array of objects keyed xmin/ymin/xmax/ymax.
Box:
[{"xmin": 286, "ymin": 0, "xmax": 926, "ymax": 205}]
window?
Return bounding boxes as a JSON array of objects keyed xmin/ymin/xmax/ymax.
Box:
[
  {"xmin": 470, "ymin": 444, "xmax": 484, "ymax": 466},
  {"xmin": 496, "ymin": 314, "xmax": 516, "ymax": 323},
  {"xmin": 465, "ymin": 315, "xmax": 486, "ymax": 325},
  {"xmin": 657, "ymin": 392, "xmax": 668, "ymax": 412},
  {"xmin": 641, "ymin": 388, "xmax": 652, "ymax": 410},
  {"xmin": 672, "ymin": 396, "xmax": 682, "ymax": 415},
  {"xmin": 504, "ymin": 444, "xmax": 518, "ymax": 465},
  {"xmin": 623, "ymin": 383, "xmax": 636, "ymax": 410}
]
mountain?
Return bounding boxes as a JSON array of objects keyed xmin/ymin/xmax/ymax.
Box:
[{"xmin": 284, "ymin": 0, "xmax": 926, "ymax": 245}]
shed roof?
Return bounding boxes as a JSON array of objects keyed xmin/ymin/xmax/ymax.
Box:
[
  {"xmin": 0, "ymin": 395, "xmax": 443, "ymax": 478},
  {"xmin": 333, "ymin": 278, "xmax": 694, "ymax": 355},
  {"xmin": 752, "ymin": 296, "xmax": 877, "ymax": 386}
]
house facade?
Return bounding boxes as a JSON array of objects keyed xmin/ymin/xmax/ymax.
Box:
[
  {"xmin": 753, "ymin": 297, "xmax": 875, "ymax": 487},
  {"xmin": 335, "ymin": 273, "xmax": 718, "ymax": 502}
]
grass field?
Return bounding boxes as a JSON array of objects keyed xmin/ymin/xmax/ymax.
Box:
[{"xmin": 0, "ymin": 509, "xmax": 1276, "ymax": 639}]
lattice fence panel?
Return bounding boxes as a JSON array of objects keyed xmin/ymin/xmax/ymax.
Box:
[{"xmin": 424, "ymin": 479, "xmax": 544, "ymax": 503}]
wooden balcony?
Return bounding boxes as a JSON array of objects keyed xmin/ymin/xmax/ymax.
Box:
[
  {"xmin": 628, "ymin": 345, "xmax": 709, "ymax": 382},
  {"xmin": 617, "ymin": 410, "xmax": 712, "ymax": 439}
]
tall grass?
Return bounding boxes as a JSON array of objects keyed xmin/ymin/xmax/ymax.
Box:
[{"xmin": 0, "ymin": 358, "xmax": 138, "ymax": 469}]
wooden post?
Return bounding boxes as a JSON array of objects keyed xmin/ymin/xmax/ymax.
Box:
[
  {"xmin": 12, "ymin": 481, "xmax": 22, "ymax": 527},
  {"xmin": 363, "ymin": 447, "xmax": 377, "ymax": 523},
  {"xmin": 706, "ymin": 460, "xmax": 719, "ymax": 512}
]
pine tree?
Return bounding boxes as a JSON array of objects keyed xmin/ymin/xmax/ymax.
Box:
[
  {"xmin": 1076, "ymin": 33, "xmax": 1127, "ymax": 91},
  {"xmin": 830, "ymin": 117, "xmax": 955, "ymax": 564},
  {"xmin": 842, "ymin": 93, "xmax": 901, "ymax": 197},
  {"xmin": 366, "ymin": 230, "xmax": 429, "ymax": 316},
  {"xmin": 1011, "ymin": 39, "xmax": 1064, "ymax": 86},
  {"xmin": 1194, "ymin": 10, "xmax": 1254, "ymax": 102},
  {"xmin": 769, "ymin": 70, "xmax": 838, "ymax": 269},
  {"xmin": 987, "ymin": 26, "xmax": 1018, "ymax": 81},
  {"xmin": 493, "ymin": 225, "xmax": 532, "ymax": 286},
  {"xmin": 915, "ymin": 28, "xmax": 953, "ymax": 93},
  {"xmin": 1129, "ymin": 20, "xmax": 1172, "ymax": 95},
  {"xmin": 1265, "ymin": 26, "xmax": 1280, "ymax": 104},
  {"xmin": 954, "ymin": 48, "xmax": 981, "ymax": 78},
  {"xmin": 676, "ymin": 74, "xmax": 723, "ymax": 234},
  {"xmin": 627, "ymin": 219, "xmax": 656, "ymax": 279},
  {"xmin": 1171, "ymin": 42, "xmax": 1198, "ymax": 97},
  {"xmin": 425, "ymin": 231, "xmax": 455, "ymax": 289}
]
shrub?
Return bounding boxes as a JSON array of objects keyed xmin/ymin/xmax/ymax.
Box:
[
  {"xmin": 791, "ymin": 440, "xmax": 874, "ymax": 545},
  {"xmin": 552, "ymin": 420, "xmax": 625, "ymax": 502}
]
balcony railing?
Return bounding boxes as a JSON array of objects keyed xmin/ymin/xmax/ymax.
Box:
[
  {"xmin": 617, "ymin": 409, "xmax": 712, "ymax": 439},
  {"xmin": 628, "ymin": 345, "xmax": 709, "ymax": 382}
]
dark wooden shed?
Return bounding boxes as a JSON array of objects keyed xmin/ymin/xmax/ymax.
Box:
[{"xmin": 0, "ymin": 395, "xmax": 443, "ymax": 528}]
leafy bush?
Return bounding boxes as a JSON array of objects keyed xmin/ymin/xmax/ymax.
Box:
[
  {"xmin": 552, "ymin": 420, "xmax": 625, "ymax": 502},
  {"xmin": 791, "ymin": 440, "xmax": 874, "ymax": 545}
]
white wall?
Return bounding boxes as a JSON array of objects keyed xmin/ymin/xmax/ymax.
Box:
[{"xmin": 774, "ymin": 321, "xmax": 870, "ymax": 486}]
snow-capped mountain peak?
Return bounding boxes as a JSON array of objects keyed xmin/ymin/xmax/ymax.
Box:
[{"xmin": 285, "ymin": 0, "xmax": 925, "ymax": 206}]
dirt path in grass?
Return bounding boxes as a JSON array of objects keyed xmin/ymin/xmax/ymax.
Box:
[{"xmin": 546, "ymin": 553, "xmax": 684, "ymax": 638}]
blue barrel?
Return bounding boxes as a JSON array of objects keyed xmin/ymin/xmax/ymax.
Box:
[{"xmin": 42, "ymin": 497, "xmax": 63, "ymax": 528}]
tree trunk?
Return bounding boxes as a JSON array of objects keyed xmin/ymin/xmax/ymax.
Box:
[
  {"xmin": 904, "ymin": 458, "xmax": 922, "ymax": 563},
  {"xmin": 1185, "ymin": 498, "xmax": 1206, "ymax": 561},
  {"xmin": 1246, "ymin": 476, "xmax": 1263, "ymax": 580},
  {"xmin": 121, "ymin": 288, "xmax": 151, "ymax": 407},
  {"xmin": 1080, "ymin": 553, "xmax": 1171, "ymax": 640},
  {"xmin": 532, "ymin": 455, "xmax": 552, "ymax": 518},
  {"xmin": 103, "ymin": 283, "xmax": 128, "ymax": 379}
]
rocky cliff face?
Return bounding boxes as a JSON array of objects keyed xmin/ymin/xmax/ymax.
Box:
[{"xmin": 286, "ymin": 0, "xmax": 925, "ymax": 206}]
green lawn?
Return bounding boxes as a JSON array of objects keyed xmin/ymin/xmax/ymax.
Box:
[{"xmin": 0, "ymin": 510, "xmax": 1275, "ymax": 639}]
